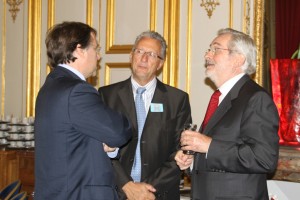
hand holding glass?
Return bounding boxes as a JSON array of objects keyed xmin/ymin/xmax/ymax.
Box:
[{"xmin": 181, "ymin": 123, "xmax": 197, "ymax": 155}]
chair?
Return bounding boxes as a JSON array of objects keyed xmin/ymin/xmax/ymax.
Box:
[
  {"xmin": 10, "ymin": 192, "xmax": 28, "ymax": 200},
  {"xmin": 0, "ymin": 180, "xmax": 21, "ymax": 200}
]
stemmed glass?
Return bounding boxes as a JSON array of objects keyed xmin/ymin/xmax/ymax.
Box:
[{"xmin": 181, "ymin": 123, "xmax": 197, "ymax": 155}]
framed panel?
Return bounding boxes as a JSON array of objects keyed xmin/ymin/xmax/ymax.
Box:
[
  {"xmin": 105, "ymin": 62, "xmax": 131, "ymax": 85},
  {"xmin": 106, "ymin": 0, "xmax": 157, "ymax": 54}
]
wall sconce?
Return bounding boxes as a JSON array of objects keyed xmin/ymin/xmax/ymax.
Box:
[
  {"xmin": 200, "ymin": 0, "xmax": 220, "ymax": 19},
  {"xmin": 7, "ymin": 0, "xmax": 23, "ymax": 23}
]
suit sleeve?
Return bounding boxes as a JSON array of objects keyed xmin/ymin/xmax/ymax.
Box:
[
  {"xmin": 69, "ymin": 83, "xmax": 132, "ymax": 147},
  {"xmin": 207, "ymin": 91, "xmax": 279, "ymax": 173}
]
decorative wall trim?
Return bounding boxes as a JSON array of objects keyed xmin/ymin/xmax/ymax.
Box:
[
  {"xmin": 163, "ymin": 0, "xmax": 179, "ymax": 87},
  {"xmin": 1, "ymin": 0, "xmax": 7, "ymax": 116},
  {"xmin": 150, "ymin": 0, "xmax": 157, "ymax": 30},
  {"xmin": 6, "ymin": 0, "xmax": 23, "ymax": 22},
  {"xmin": 229, "ymin": 0, "xmax": 233, "ymax": 28},
  {"xmin": 106, "ymin": 0, "xmax": 157, "ymax": 54},
  {"xmin": 46, "ymin": 0, "xmax": 55, "ymax": 75},
  {"xmin": 200, "ymin": 0, "xmax": 220, "ymax": 19},
  {"xmin": 105, "ymin": 62, "xmax": 131, "ymax": 85},
  {"xmin": 26, "ymin": 0, "xmax": 41, "ymax": 116},
  {"xmin": 243, "ymin": 0, "xmax": 250, "ymax": 35},
  {"xmin": 185, "ymin": 0, "xmax": 192, "ymax": 94},
  {"xmin": 86, "ymin": 0, "xmax": 92, "ymax": 25},
  {"xmin": 253, "ymin": 0, "xmax": 264, "ymax": 86},
  {"xmin": 86, "ymin": 0, "xmax": 97, "ymax": 85}
]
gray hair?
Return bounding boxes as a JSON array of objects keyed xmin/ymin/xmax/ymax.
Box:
[
  {"xmin": 218, "ymin": 28, "xmax": 257, "ymax": 75},
  {"xmin": 132, "ymin": 31, "xmax": 167, "ymax": 60}
]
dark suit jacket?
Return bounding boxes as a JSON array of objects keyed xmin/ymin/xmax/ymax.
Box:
[
  {"xmin": 191, "ymin": 75, "xmax": 279, "ymax": 200},
  {"xmin": 35, "ymin": 66, "xmax": 132, "ymax": 200},
  {"xmin": 99, "ymin": 78, "xmax": 192, "ymax": 200}
]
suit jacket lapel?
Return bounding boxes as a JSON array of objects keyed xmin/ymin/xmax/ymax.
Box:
[
  {"xmin": 143, "ymin": 79, "xmax": 166, "ymax": 131},
  {"xmin": 117, "ymin": 79, "xmax": 138, "ymax": 132},
  {"xmin": 204, "ymin": 75, "xmax": 251, "ymax": 134}
]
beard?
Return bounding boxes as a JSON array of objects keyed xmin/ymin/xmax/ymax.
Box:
[{"xmin": 205, "ymin": 67, "xmax": 217, "ymax": 84}]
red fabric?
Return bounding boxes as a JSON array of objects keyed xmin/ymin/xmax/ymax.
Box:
[
  {"xmin": 276, "ymin": 0, "xmax": 300, "ymax": 58},
  {"xmin": 202, "ymin": 90, "xmax": 221, "ymax": 130},
  {"xmin": 270, "ymin": 59, "xmax": 300, "ymax": 144}
]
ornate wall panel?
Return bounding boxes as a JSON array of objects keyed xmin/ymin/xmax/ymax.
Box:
[
  {"xmin": 105, "ymin": 62, "xmax": 131, "ymax": 85},
  {"xmin": 0, "ymin": 0, "xmax": 266, "ymax": 122},
  {"xmin": 106, "ymin": 0, "xmax": 157, "ymax": 54}
]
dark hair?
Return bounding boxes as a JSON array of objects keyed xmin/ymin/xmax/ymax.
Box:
[
  {"xmin": 132, "ymin": 31, "xmax": 167, "ymax": 60},
  {"xmin": 45, "ymin": 21, "xmax": 97, "ymax": 68}
]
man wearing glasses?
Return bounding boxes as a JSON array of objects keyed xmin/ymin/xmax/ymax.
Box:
[
  {"xmin": 175, "ymin": 28, "xmax": 279, "ymax": 200},
  {"xmin": 99, "ymin": 31, "xmax": 192, "ymax": 200}
]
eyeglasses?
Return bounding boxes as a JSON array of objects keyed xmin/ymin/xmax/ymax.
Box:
[
  {"xmin": 133, "ymin": 48, "xmax": 163, "ymax": 60},
  {"xmin": 205, "ymin": 47, "xmax": 232, "ymax": 55}
]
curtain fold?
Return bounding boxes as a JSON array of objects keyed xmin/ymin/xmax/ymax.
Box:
[{"xmin": 276, "ymin": 0, "xmax": 300, "ymax": 58}]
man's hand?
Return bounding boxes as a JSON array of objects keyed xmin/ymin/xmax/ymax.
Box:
[
  {"xmin": 180, "ymin": 130, "xmax": 212, "ymax": 153},
  {"xmin": 175, "ymin": 150, "xmax": 193, "ymax": 170},
  {"xmin": 122, "ymin": 181, "xmax": 156, "ymax": 200},
  {"xmin": 102, "ymin": 143, "xmax": 116, "ymax": 152}
]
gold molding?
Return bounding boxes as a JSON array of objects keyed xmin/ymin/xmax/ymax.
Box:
[
  {"xmin": 150, "ymin": 0, "xmax": 157, "ymax": 30},
  {"xmin": 105, "ymin": 63, "xmax": 131, "ymax": 85},
  {"xmin": 243, "ymin": 0, "xmax": 250, "ymax": 34},
  {"xmin": 186, "ymin": 0, "xmax": 192, "ymax": 94},
  {"xmin": 86, "ymin": 0, "xmax": 92, "ymax": 26},
  {"xmin": 46, "ymin": 0, "xmax": 55, "ymax": 75},
  {"xmin": 86, "ymin": 0, "xmax": 97, "ymax": 85},
  {"xmin": 6, "ymin": 0, "xmax": 23, "ymax": 22},
  {"xmin": 253, "ymin": 0, "xmax": 264, "ymax": 86},
  {"xmin": 26, "ymin": 0, "xmax": 41, "ymax": 116},
  {"xmin": 1, "ymin": 0, "xmax": 7, "ymax": 117},
  {"xmin": 163, "ymin": 0, "xmax": 179, "ymax": 87},
  {"xmin": 229, "ymin": 0, "xmax": 233, "ymax": 28},
  {"xmin": 106, "ymin": 0, "xmax": 157, "ymax": 54},
  {"xmin": 200, "ymin": 0, "xmax": 220, "ymax": 19}
]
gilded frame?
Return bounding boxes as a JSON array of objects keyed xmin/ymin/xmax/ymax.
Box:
[
  {"xmin": 105, "ymin": 0, "xmax": 157, "ymax": 54},
  {"xmin": 105, "ymin": 62, "xmax": 131, "ymax": 85}
]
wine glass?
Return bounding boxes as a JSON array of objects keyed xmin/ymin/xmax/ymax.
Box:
[{"xmin": 181, "ymin": 123, "xmax": 197, "ymax": 155}]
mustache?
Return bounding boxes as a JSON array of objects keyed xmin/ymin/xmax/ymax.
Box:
[{"xmin": 205, "ymin": 60, "xmax": 214, "ymax": 67}]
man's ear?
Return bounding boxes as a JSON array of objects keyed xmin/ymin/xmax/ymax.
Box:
[
  {"xmin": 234, "ymin": 54, "xmax": 246, "ymax": 68},
  {"xmin": 74, "ymin": 44, "xmax": 85, "ymax": 57},
  {"xmin": 157, "ymin": 60, "xmax": 164, "ymax": 71}
]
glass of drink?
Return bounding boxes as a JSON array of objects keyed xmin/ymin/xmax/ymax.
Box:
[{"xmin": 181, "ymin": 123, "xmax": 197, "ymax": 155}]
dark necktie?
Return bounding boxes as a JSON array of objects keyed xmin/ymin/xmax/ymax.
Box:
[
  {"xmin": 202, "ymin": 90, "xmax": 221, "ymax": 130},
  {"xmin": 131, "ymin": 87, "xmax": 146, "ymax": 182}
]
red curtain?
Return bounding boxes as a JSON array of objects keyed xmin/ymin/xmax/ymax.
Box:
[
  {"xmin": 276, "ymin": 0, "xmax": 300, "ymax": 58},
  {"xmin": 270, "ymin": 59, "xmax": 300, "ymax": 145}
]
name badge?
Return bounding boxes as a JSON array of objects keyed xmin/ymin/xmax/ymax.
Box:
[{"xmin": 150, "ymin": 103, "xmax": 163, "ymax": 112}]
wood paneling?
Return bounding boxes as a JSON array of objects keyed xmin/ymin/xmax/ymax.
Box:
[{"xmin": 0, "ymin": 149, "xmax": 34, "ymax": 200}]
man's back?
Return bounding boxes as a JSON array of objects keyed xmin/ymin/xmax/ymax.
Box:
[{"xmin": 35, "ymin": 67, "xmax": 131, "ymax": 199}]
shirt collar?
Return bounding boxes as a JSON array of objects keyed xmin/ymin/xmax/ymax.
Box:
[
  {"xmin": 218, "ymin": 73, "xmax": 245, "ymax": 98},
  {"xmin": 131, "ymin": 77, "xmax": 157, "ymax": 94},
  {"xmin": 59, "ymin": 64, "xmax": 86, "ymax": 81}
]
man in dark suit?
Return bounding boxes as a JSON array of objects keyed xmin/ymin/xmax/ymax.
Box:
[
  {"xmin": 175, "ymin": 28, "xmax": 279, "ymax": 200},
  {"xmin": 99, "ymin": 31, "xmax": 192, "ymax": 200},
  {"xmin": 35, "ymin": 21, "xmax": 132, "ymax": 200}
]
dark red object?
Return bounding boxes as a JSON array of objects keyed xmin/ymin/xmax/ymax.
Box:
[
  {"xmin": 202, "ymin": 90, "xmax": 221, "ymax": 130},
  {"xmin": 270, "ymin": 59, "xmax": 300, "ymax": 145}
]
